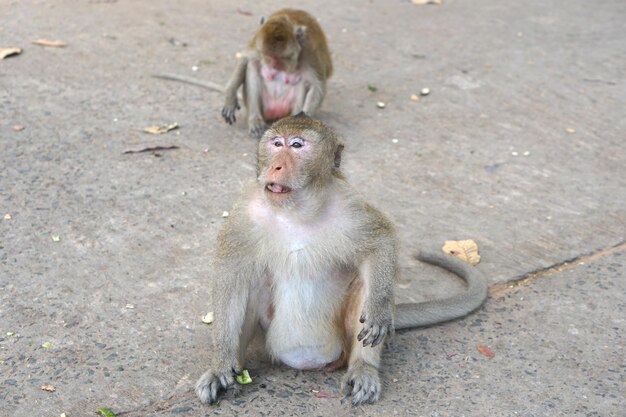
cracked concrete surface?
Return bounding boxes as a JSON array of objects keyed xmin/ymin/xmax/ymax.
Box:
[{"xmin": 1, "ymin": 0, "xmax": 624, "ymax": 416}]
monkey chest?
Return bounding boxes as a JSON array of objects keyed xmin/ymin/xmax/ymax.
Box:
[{"xmin": 260, "ymin": 65, "xmax": 304, "ymax": 120}]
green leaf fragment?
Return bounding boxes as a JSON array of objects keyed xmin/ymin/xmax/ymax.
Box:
[
  {"xmin": 6, "ymin": 331, "xmax": 14, "ymax": 337},
  {"xmin": 41, "ymin": 341, "xmax": 51, "ymax": 348},
  {"xmin": 96, "ymin": 407, "xmax": 117, "ymax": 417},
  {"xmin": 235, "ymin": 369, "xmax": 252, "ymax": 385},
  {"xmin": 51, "ymin": 234, "xmax": 60, "ymax": 242},
  {"xmin": 367, "ymin": 83, "xmax": 377, "ymax": 92}
]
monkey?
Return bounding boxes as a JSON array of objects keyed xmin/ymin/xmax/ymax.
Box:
[
  {"xmin": 221, "ymin": 9, "xmax": 333, "ymax": 138},
  {"xmin": 152, "ymin": 10, "xmax": 331, "ymax": 138},
  {"xmin": 195, "ymin": 114, "xmax": 488, "ymax": 406}
]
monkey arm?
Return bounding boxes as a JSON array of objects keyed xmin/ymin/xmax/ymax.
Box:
[
  {"xmin": 196, "ymin": 215, "xmax": 261, "ymax": 404},
  {"xmin": 222, "ymin": 56, "xmax": 249, "ymax": 124},
  {"xmin": 353, "ymin": 203, "xmax": 398, "ymax": 348}
]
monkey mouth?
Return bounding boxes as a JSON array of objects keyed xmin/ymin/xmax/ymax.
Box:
[{"xmin": 265, "ymin": 182, "xmax": 292, "ymax": 194}]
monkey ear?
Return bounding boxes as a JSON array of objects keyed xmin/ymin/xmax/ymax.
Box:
[
  {"xmin": 334, "ymin": 144, "xmax": 344, "ymax": 169},
  {"xmin": 260, "ymin": 16, "xmax": 266, "ymax": 25},
  {"xmin": 295, "ymin": 25, "xmax": 307, "ymax": 42}
]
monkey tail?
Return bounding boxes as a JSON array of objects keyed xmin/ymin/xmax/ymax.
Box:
[{"xmin": 394, "ymin": 251, "xmax": 488, "ymax": 330}]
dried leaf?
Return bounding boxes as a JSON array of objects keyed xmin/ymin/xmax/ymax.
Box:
[
  {"xmin": 236, "ymin": 8, "xmax": 253, "ymax": 16},
  {"xmin": 123, "ymin": 143, "xmax": 179, "ymax": 154},
  {"xmin": 32, "ymin": 39, "xmax": 67, "ymax": 47},
  {"xmin": 476, "ymin": 343, "xmax": 495, "ymax": 358},
  {"xmin": 0, "ymin": 47, "xmax": 22, "ymax": 59},
  {"xmin": 201, "ymin": 312, "xmax": 214, "ymax": 324},
  {"xmin": 442, "ymin": 239, "xmax": 480, "ymax": 265},
  {"xmin": 142, "ymin": 122, "xmax": 179, "ymax": 134},
  {"xmin": 96, "ymin": 407, "xmax": 117, "ymax": 417},
  {"xmin": 235, "ymin": 369, "xmax": 252, "ymax": 385},
  {"xmin": 41, "ymin": 384, "xmax": 56, "ymax": 392}
]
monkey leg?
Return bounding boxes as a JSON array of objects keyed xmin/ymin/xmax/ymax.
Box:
[
  {"xmin": 302, "ymin": 80, "xmax": 327, "ymax": 117},
  {"xmin": 289, "ymin": 83, "xmax": 307, "ymax": 116},
  {"xmin": 244, "ymin": 62, "xmax": 268, "ymax": 138},
  {"xmin": 341, "ymin": 279, "xmax": 384, "ymax": 405}
]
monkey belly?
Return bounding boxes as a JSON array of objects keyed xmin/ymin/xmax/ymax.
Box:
[
  {"xmin": 261, "ymin": 73, "xmax": 303, "ymax": 120},
  {"xmin": 264, "ymin": 276, "xmax": 345, "ymax": 370}
]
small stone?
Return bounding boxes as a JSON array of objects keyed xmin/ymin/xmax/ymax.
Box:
[
  {"xmin": 410, "ymin": 94, "xmax": 419, "ymax": 101},
  {"xmin": 125, "ymin": 304, "xmax": 134, "ymax": 309},
  {"xmin": 391, "ymin": 138, "xmax": 399, "ymax": 143},
  {"xmin": 420, "ymin": 87, "xmax": 430, "ymax": 96},
  {"xmin": 565, "ymin": 127, "xmax": 576, "ymax": 133},
  {"xmin": 376, "ymin": 101, "xmax": 386, "ymax": 109},
  {"xmin": 201, "ymin": 312, "xmax": 214, "ymax": 324},
  {"xmin": 12, "ymin": 125, "xmax": 25, "ymax": 132},
  {"xmin": 511, "ymin": 151, "xmax": 519, "ymax": 156},
  {"xmin": 3, "ymin": 213, "xmax": 11, "ymax": 220},
  {"xmin": 222, "ymin": 211, "xmax": 229, "ymax": 218},
  {"xmin": 523, "ymin": 151, "xmax": 530, "ymax": 156}
]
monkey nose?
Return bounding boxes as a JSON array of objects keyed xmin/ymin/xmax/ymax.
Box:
[{"xmin": 273, "ymin": 166, "xmax": 282, "ymax": 171}]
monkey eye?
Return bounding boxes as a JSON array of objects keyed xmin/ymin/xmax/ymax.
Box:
[
  {"xmin": 272, "ymin": 138, "xmax": 284, "ymax": 147},
  {"xmin": 289, "ymin": 137, "xmax": 304, "ymax": 148}
]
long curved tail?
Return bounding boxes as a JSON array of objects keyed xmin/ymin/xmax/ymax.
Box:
[{"xmin": 394, "ymin": 251, "xmax": 488, "ymax": 330}]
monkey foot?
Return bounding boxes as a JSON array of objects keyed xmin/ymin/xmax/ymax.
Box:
[{"xmin": 341, "ymin": 362, "xmax": 381, "ymax": 405}]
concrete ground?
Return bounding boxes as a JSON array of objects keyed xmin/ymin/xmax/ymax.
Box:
[{"xmin": 1, "ymin": 0, "xmax": 624, "ymax": 416}]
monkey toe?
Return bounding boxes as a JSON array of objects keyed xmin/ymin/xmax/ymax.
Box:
[{"xmin": 249, "ymin": 123, "xmax": 268, "ymax": 139}]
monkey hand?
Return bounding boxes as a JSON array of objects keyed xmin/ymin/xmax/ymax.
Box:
[
  {"xmin": 195, "ymin": 359, "xmax": 242, "ymax": 404},
  {"xmin": 357, "ymin": 302, "xmax": 394, "ymax": 347},
  {"xmin": 222, "ymin": 100, "xmax": 240, "ymax": 125}
]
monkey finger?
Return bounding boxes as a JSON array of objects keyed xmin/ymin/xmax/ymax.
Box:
[
  {"xmin": 370, "ymin": 329, "xmax": 387, "ymax": 347},
  {"xmin": 357, "ymin": 326, "xmax": 368, "ymax": 342},
  {"xmin": 362, "ymin": 330, "xmax": 378, "ymax": 347}
]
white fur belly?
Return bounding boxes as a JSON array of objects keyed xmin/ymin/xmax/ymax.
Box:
[{"xmin": 266, "ymin": 266, "xmax": 346, "ymax": 369}]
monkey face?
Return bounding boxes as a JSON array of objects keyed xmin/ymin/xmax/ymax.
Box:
[{"xmin": 257, "ymin": 117, "xmax": 339, "ymax": 203}]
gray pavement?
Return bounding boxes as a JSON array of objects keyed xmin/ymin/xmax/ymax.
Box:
[{"xmin": 1, "ymin": 0, "xmax": 624, "ymax": 416}]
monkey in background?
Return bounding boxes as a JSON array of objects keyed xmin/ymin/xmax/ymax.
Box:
[
  {"xmin": 195, "ymin": 114, "xmax": 488, "ymax": 405},
  {"xmin": 152, "ymin": 9, "xmax": 332, "ymax": 138},
  {"xmin": 221, "ymin": 9, "xmax": 333, "ymax": 138}
]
